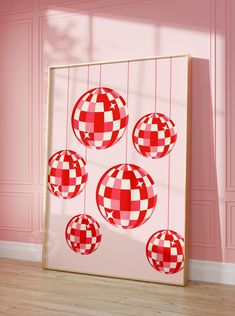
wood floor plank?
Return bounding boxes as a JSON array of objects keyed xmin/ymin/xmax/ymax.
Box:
[{"xmin": 0, "ymin": 259, "xmax": 234, "ymax": 316}]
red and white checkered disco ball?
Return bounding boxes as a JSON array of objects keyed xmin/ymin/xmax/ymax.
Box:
[
  {"xmin": 132, "ymin": 113, "xmax": 177, "ymax": 159},
  {"xmin": 96, "ymin": 163, "xmax": 157, "ymax": 229},
  {"xmin": 146, "ymin": 229, "xmax": 184, "ymax": 274},
  {"xmin": 48, "ymin": 150, "xmax": 88, "ymax": 199},
  {"xmin": 65, "ymin": 214, "xmax": 102, "ymax": 255},
  {"xmin": 71, "ymin": 87, "xmax": 129, "ymax": 149}
]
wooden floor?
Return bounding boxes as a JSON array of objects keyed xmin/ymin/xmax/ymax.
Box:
[{"xmin": 0, "ymin": 259, "xmax": 234, "ymax": 316}]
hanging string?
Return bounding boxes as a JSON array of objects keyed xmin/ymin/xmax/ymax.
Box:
[
  {"xmin": 154, "ymin": 59, "xmax": 158, "ymax": 113},
  {"xmin": 65, "ymin": 67, "xmax": 70, "ymax": 150},
  {"xmin": 83, "ymin": 66, "xmax": 89, "ymax": 215},
  {"xmin": 99, "ymin": 64, "xmax": 102, "ymax": 87},
  {"xmin": 167, "ymin": 58, "xmax": 173, "ymax": 230},
  {"xmin": 83, "ymin": 147, "xmax": 88, "ymax": 214},
  {"xmin": 125, "ymin": 61, "xmax": 130, "ymax": 164}
]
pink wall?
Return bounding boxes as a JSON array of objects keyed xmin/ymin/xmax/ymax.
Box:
[{"xmin": 0, "ymin": 0, "xmax": 234, "ymax": 263}]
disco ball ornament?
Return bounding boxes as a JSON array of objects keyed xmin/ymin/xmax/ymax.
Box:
[
  {"xmin": 65, "ymin": 214, "xmax": 102, "ymax": 255},
  {"xmin": 96, "ymin": 163, "xmax": 157, "ymax": 229},
  {"xmin": 146, "ymin": 229, "xmax": 184, "ymax": 274},
  {"xmin": 71, "ymin": 87, "xmax": 129, "ymax": 149},
  {"xmin": 48, "ymin": 150, "xmax": 88, "ymax": 199},
  {"xmin": 132, "ymin": 113, "xmax": 177, "ymax": 159}
]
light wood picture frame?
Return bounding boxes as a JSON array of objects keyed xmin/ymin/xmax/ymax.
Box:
[{"xmin": 43, "ymin": 54, "xmax": 191, "ymax": 286}]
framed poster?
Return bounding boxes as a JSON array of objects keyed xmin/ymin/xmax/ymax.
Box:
[{"xmin": 43, "ymin": 54, "xmax": 191, "ymax": 286}]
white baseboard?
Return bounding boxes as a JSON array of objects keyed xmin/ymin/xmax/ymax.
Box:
[
  {"xmin": 189, "ymin": 259, "xmax": 235, "ymax": 285},
  {"xmin": 0, "ymin": 240, "xmax": 42, "ymax": 262},
  {"xmin": 1, "ymin": 241, "xmax": 235, "ymax": 285}
]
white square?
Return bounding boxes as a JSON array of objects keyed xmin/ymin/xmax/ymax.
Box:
[
  {"xmin": 74, "ymin": 109, "xmax": 81, "ymax": 120},
  {"xmin": 98, "ymin": 184, "xmax": 105, "ymax": 195},
  {"xmin": 113, "ymin": 120, "xmax": 120, "ymax": 130},
  {"xmin": 103, "ymin": 132, "xmax": 112, "ymax": 141},
  {"xmin": 70, "ymin": 169, "xmax": 76, "ymax": 177},
  {"xmin": 107, "ymin": 177, "xmax": 115, "ymax": 187},
  {"xmin": 68, "ymin": 185, "xmax": 75, "ymax": 192},
  {"xmin": 131, "ymin": 189, "xmax": 140, "ymax": 201},
  {"xmin": 116, "ymin": 98, "xmax": 123, "ymax": 107},
  {"xmin": 103, "ymin": 197, "xmax": 111, "ymax": 208},
  {"xmin": 129, "ymin": 211, "xmax": 139, "ymax": 220},
  {"xmin": 49, "ymin": 176, "xmax": 56, "ymax": 184},
  {"xmin": 121, "ymin": 179, "xmax": 131, "ymax": 189},
  {"xmin": 85, "ymin": 244, "xmax": 92, "ymax": 250},
  {"xmin": 91, "ymin": 94, "xmax": 98, "ymax": 102},
  {"xmin": 95, "ymin": 141, "xmax": 103, "ymax": 146},
  {"xmin": 150, "ymin": 124, "xmax": 158, "ymax": 131},
  {"xmin": 170, "ymin": 262, "xmax": 177, "ymax": 268},
  {"xmin": 151, "ymin": 253, "xmax": 157, "ymax": 260},
  {"xmin": 104, "ymin": 111, "xmax": 113, "ymax": 122},
  {"xmin": 158, "ymin": 131, "xmax": 165, "ymax": 139},
  {"xmin": 164, "ymin": 240, "xmax": 171, "ymax": 247},
  {"xmin": 116, "ymin": 170, "xmax": 124, "ymax": 179},
  {"xmin": 140, "ymin": 199, "xmax": 148, "ymax": 210},
  {"xmin": 157, "ymin": 146, "xmax": 164, "ymax": 153},
  {"xmin": 86, "ymin": 231, "xmax": 92, "ymax": 238},
  {"xmin": 177, "ymin": 255, "xmax": 183, "ymax": 261},
  {"xmin": 107, "ymin": 92, "xmax": 114, "ymax": 101},
  {"xmin": 95, "ymin": 102, "xmax": 104, "ymax": 112},
  {"xmin": 120, "ymin": 219, "xmax": 129, "ymax": 226},
  {"xmin": 76, "ymin": 177, "xmax": 82, "ymax": 185},
  {"xmin": 70, "ymin": 235, "xmax": 75, "ymax": 242},
  {"xmin": 78, "ymin": 121, "xmax": 86, "ymax": 131},
  {"xmin": 134, "ymin": 129, "xmax": 139, "ymax": 137},
  {"xmin": 91, "ymin": 237, "xmax": 97, "ymax": 243},
  {"xmin": 62, "ymin": 162, "xmax": 70, "ymax": 169},
  {"xmin": 137, "ymin": 138, "xmax": 144, "ymax": 146},
  {"xmin": 140, "ymin": 123, "xmax": 146, "ymax": 130},
  {"xmin": 164, "ymin": 137, "xmax": 171, "ymax": 145},
  {"xmin": 171, "ymin": 247, "xmax": 177, "ymax": 255},
  {"xmin": 82, "ymin": 93, "xmax": 90, "ymax": 101}
]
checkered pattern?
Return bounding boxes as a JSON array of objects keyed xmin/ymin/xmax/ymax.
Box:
[
  {"xmin": 71, "ymin": 87, "xmax": 129, "ymax": 149},
  {"xmin": 132, "ymin": 113, "xmax": 177, "ymax": 159},
  {"xmin": 146, "ymin": 229, "xmax": 184, "ymax": 274},
  {"xmin": 65, "ymin": 214, "xmax": 102, "ymax": 255},
  {"xmin": 48, "ymin": 150, "xmax": 88, "ymax": 199},
  {"xmin": 96, "ymin": 163, "xmax": 157, "ymax": 229}
]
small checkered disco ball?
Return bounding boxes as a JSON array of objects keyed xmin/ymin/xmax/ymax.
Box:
[
  {"xmin": 71, "ymin": 87, "xmax": 129, "ymax": 150},
  {"xmin": 96, "ymin": 163, "xmax": 157, "ymax": 229},
  {"xmin": 65, "ymin": 214, "xmax": 102, "ymax": 255},
  {"xmin": 146, "ymin": 229, "xmax": 184, "ymax": 274},
  {"xmin": 132, "ymin": 113, "xmax": 177, "ymax": 159},
  {"xmin": 48, "ymin": 150, "xmax": 88, "ymax": 199}
]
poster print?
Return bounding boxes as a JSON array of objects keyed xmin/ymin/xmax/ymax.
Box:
[{"xmin": 43, "ymin": 54, "xmax": 191, "ymax": 286}]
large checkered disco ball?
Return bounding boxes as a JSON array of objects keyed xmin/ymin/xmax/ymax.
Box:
[
  {"xmin": 96, "ymin": 163, "xmax": 157, "ymax": 229},
  {"xmin": 65, "ymin": 214, "xmax": 102, "ymax": 255},
  {"xmin": 48, "ymin": 150, "xmax": 88, "ymax": 199},
  {"xmin": 132, "ymin": 113, "xmax": 177, "ymax": 159},
  {"xmin": 71, "ymin": 87, "xmax": 129, "ymax": 149},
  {"xmin": 146, "ymin": 229, "xmax": 184, "ymax": 274}
]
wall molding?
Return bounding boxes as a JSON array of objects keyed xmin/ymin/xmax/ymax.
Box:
[
  {"xmin": 0, "ymin": 193, "xmax": 33, "ymax": 232},
  {"xmin": 225, "ymin": 201, "xmax": 235, "ymax": 250},
  {"xmin": 0, "ymin": 0, "xmax": 32, "ymax": 17},
  {"xmin": 1, "ymin": 241, "xmax": 235, "ymax": 285},
  {"xmin": 190, "ymin": 200, "xmax": 216, "ymax": 248},
  {"xmin": 0, "ymin": 18, "xmax": 33, "ymax": 185}
]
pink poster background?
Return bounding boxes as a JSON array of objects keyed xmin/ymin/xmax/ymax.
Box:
[
  {"xmin": 0, "ymin": 0, "xmax": 234, "ymax": 264},
  {"xmin": 44, "ymin": 57, "xmax": 188, "ymax": 284}
]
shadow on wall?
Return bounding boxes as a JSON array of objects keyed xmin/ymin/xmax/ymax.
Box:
[{"xmin": 190, "ymin": 58, "xmax": 222, "ymax": 261}]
